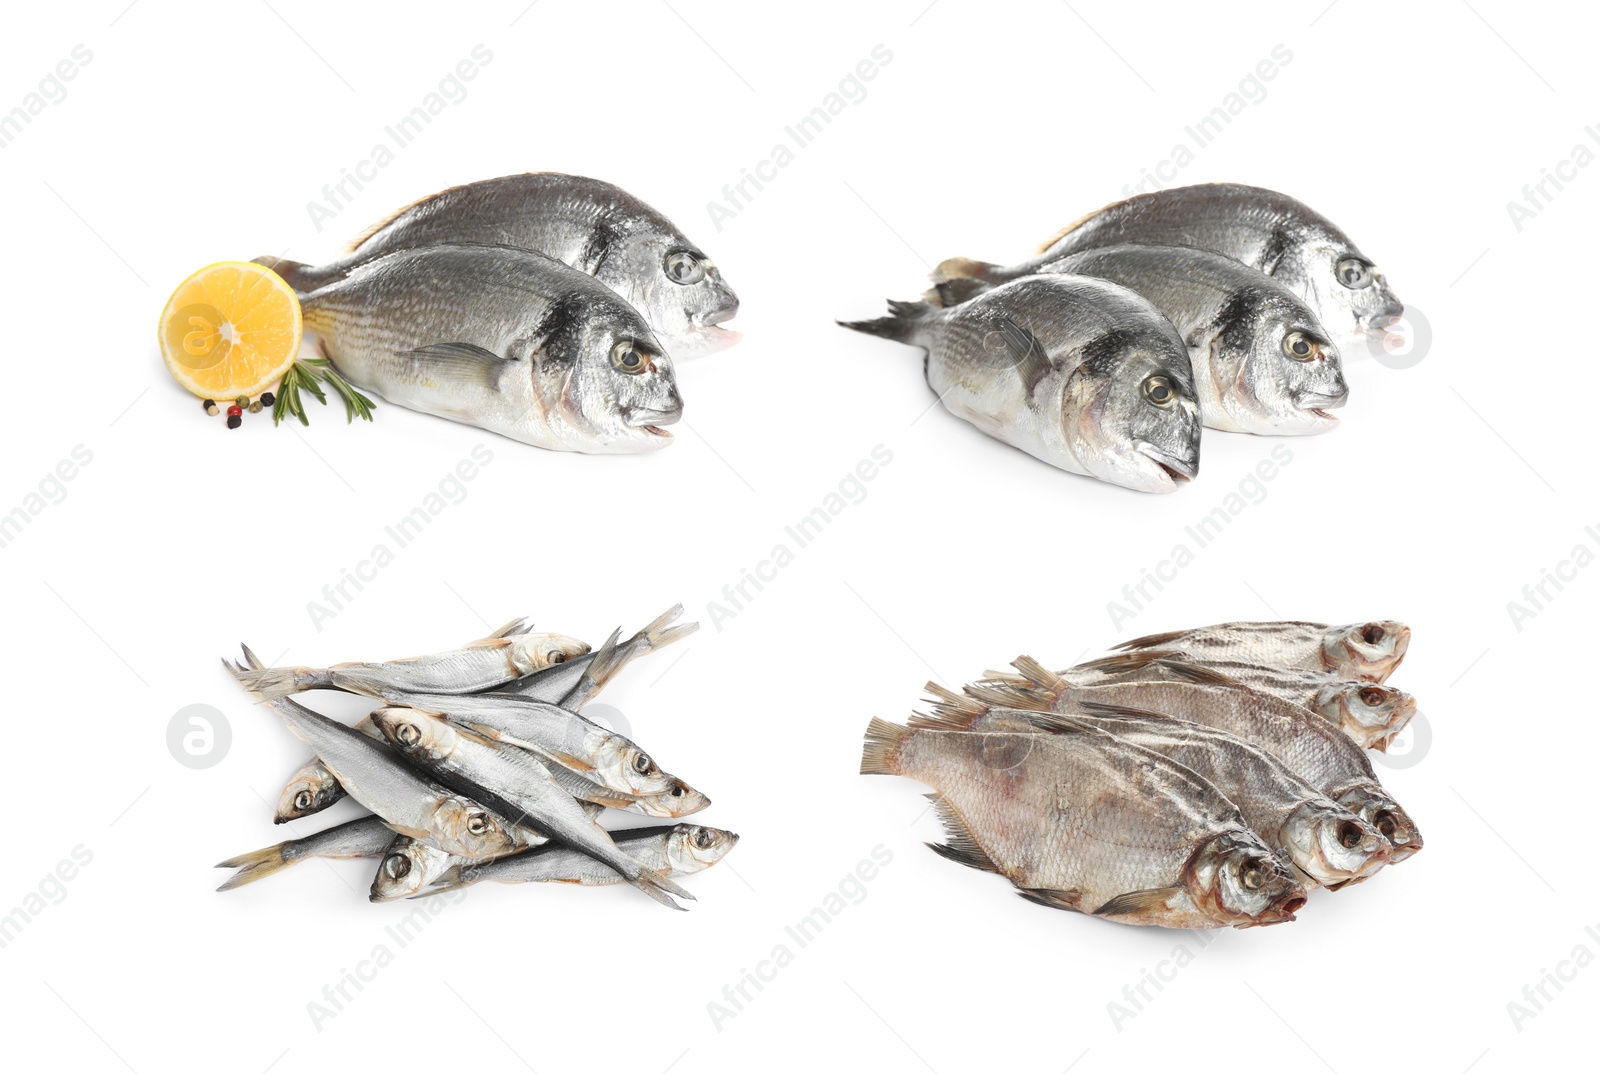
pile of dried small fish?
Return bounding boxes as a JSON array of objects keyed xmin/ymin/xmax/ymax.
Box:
[
  {"xmin": 257, "ymin": 173, "xmax": 740, "ymax": 453},
  {"xmin": 840, "ymin": 183, "xmax": 1403, "ymax": 492},
  {"xmin": 861, "ymin": 619, "xmax": 1423, "ymax": 929},
  {"xmin": 217, "ymin": 605, "xmax": 737, "ymax": 908}
]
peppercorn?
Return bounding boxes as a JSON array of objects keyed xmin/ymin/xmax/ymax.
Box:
[
  {"xmin": 227, "ymin": 404, "xmax": 242, "ymax": 418},
  {"xmin": 235, "ymin": 396, "xmax": 250, "ymax": 409},
  {"xmin": 203, "ymin": 399, "xmax": 219, "ymax": 416},
  {"xmin": 261, "ymin": 391, "xmax": 276, "ymax": 406},
  {"xmin": 227, "ymin": 414, "xmax": 242, "ymax": 429},
  {"xmin": 249, "ymin": 400, "xmax": 263, "ymax": 413}
]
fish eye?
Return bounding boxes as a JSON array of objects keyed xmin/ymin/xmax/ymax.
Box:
[
  {"xmin": 633, "ymin": 752, "xmax": 655, "ymax": 774},
  {"xmin": 293, "ymin": 790, "xmax": 314, "ymax": 811},
  {"xmin": 396, "ymin": 723, "xmax": 421, "ymax": 747},
  {"xmin": 1338, "ymin": 822, "xmax": 1364, "ymax": 849},
  {"xmin": 1362, "ymin": 624, "xmax": 1386, "ymax": 644},
  {"xmin": 1375, "ymin": 812, "xmax": 1399, "ymax": 839},
  {"xmin": 384, "ymin": 854, "xmax": 412, "ymax": 880},
  {"xmin": 669, "ymin": 784, "xmax": 685, "ymax": 798},
  {"xmin": 1141, "ymin": 374, "xmax": 1175, "ymax": 408},
  {"xmin": 549, "ymin": 652, "xmax": 566, "ymax": 663},
  {"xmin": 1359, "ymin": 687, "xmax": 1386, "ymax": 706},
  {"xmin": 466, "ymin": 812, "xmax": 492, "ymax": 836},
  {"xmin": 1336, "ymin": 257, "xmax": 1374, "ymax": 289},
  {"xmin": 693, "ymin": 827, "xmax": 713, "ymax": 848},
  {"xmin": 1283, "ymin": 332, "xmax": 1319, "ymax": 362},
  {"xmin": 1241, "ymin": 864, "xmax": 1265, "ymax": 890},
  {"xmin": 664, "ymin": 250, "xmax": 706, "ymax": 285},
  {"xmin": 610, "ymin": 339, "xmax": 652, "ymax": 375}
]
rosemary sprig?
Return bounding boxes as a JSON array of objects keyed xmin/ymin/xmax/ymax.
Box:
[{"xmin": 271, "ymin": 358, "xmax": 376, "ymax": 426}]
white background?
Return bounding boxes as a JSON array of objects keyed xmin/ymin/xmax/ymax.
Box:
[{"xmin": 1, "ymin": 1, "xmax": 1594, "ymax": 1071}]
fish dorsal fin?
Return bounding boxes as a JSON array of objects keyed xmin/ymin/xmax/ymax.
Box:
[
  {"xmin": 1073, "ymin": 699, "xmax": 1176, "ymax": 722},
  {"xmin": 1115, "ymin": 628, "xmax": 1189, "ymax": 651},
  {"xmin": 1034, "ymin": 194, "xmax": 1134, "ymax": 254},
  {"xmin": 400, "ymin": 343, "xmax": 515, "ymax": 394},
  {"xmin": 995, "ymin": 316, "xmax": 1055, "ymax": 397},
  {"xmin": 1154, "ymin": 660, "xmax": 1242, "ymax": 687},
  {"xmin": 1072, "ymin": 650, "xmax": 1174, "ymax": 675},
  {"xmin": 1017, "ymin": 887, "xmax": 1085, "ymax": 913},
  {"xmin": 345, "ymin": 190, "xmax": 439, "ymax": 253},
  {"xmin": 908, "ymin": 681, "xmax": 986, "ymax": 731},
  {"xmin": 1093, "ymin": 886, "xmax": 1183, "ymax": 918},
  {"xmin": 924, "ymin": 793, "xmax": 1000, "ymax": 874}
]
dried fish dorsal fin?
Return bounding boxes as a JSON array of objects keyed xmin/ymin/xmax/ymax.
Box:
[
  {"xmin": 860, "ymin": 718, "xmax": 912, "ymax": 776},
  {"xmin": 923, "ymin": 794, "xmax": 1000, "ymax": 874},
  {"xmin": 471, "ymin": 618, "xmax": 531, "ymax": 645},
  {"xmin": 964, "ymin": 679, "xmax": 1056, "ymax": 714},
  {"xmin": 1092, "ymin": 886, "xmax": 1184, "ymax": 919},
  {"xmin": 1150, "ymin": 659, "xmax": 1242, "ymax": 687},
  {"xmin": 1070, "ymin": 651, "xmax": 1162, "ymax": 674},
  {"xmin": 1017, "ymin": 887, "xmax": 1085, "ymax": 913},
  {"xmin": 1074, "ymin": 699, "xmax": 1178, "ymax": 723},
  {"xmin": 1034, "ymin": 194, "xmax": 1135, "ymax": 254},
  {"xmin": 1114, "ymin": 628, "xmax": 1191, "ymax": 651}
]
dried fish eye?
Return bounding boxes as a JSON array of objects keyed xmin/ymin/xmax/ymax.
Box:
[
  {"xmin": 384, "ymin": 854, "xmax": 412, "ymax": 880},
  {"xmin": 1362, "ymin": 624, "xmax": 1386, "ymax": 644},
  {"xmin": 610, "ymin": 340, "xmax": 651, "ymax": 375},
  {"xmin": 1338, "ymin": 822, "xmax": 1364, "ymax": 849},
  {"xmin": 693, "ymin": 827, "xmax": 713, "ymax": 848},
  {"xmin": 1359, "ymin": 687, "xmax": 1386, "ymax": 706},
  {"xmin": 1337, "ymin": 257, "xmax": 1374, "ymax": 289},
  {"xmin": 293, "ymin": 790, "xmax": 314, "ymax": 812},
  {"xmin": 1375, "ymin": 813, "xmax": 1401, "ymax": 840},
  {"xmin": 669, "ymin": 784, "xmax": 685, "ymax": 798},
  {"xmin": 664, "ymin": 250, "xmax": 706, "ymax": 285},
  {"xmin": 549, "ymin": 653, "xmax": 567, "ymax": 664},
  {"xmin": 396, "ymin": 723, "xmax": 421, "ymax": 747},
  {"xmin": 633, "ymin": 753, "xmax": 655, "ymax": 774},
  {"xmin": 466, "ymin": 812, "xmax": 492, "ymax": 836},
  {"xmin": 1283, "ymin": 332, "xmax": 1318, "ymax": 361},
  {"xmin": 1241, "ymin": 864, "xmax": 1265, "ymax": 890},
  {"xmin": 1141, "ymin": 375, "xmax": 1175, "ymax": 408}
]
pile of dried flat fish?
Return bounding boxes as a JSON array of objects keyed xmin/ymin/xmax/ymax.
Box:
[
  {"xmin": 217, "ymin": 605, "xmax": 737, "ymax": 908},
  {"xmin": 257, "ymin": 173, "xmax": 740, "ymax": 453},
  {"xmin": 861, "ymin": 619, "xmax": 1422, "ymax": 929},
  {"xmin": 840, "ymin": 183, "xmax": 1403, "ymax": 492}
]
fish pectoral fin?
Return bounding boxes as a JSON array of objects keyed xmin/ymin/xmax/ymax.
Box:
[
  {"xmin": 994, "ymin": 316, "xmax": 1055, "ymax": 398},
  {"xmin": 923, "ymin": 793, "xmax": 1000, "ymax": 874},
  {"xmin": 400, "ymin": 342, "xmax": 515, "ymax": 393},
  {"xmin": 1092, "ymin": 886, "xmax": 1183, "ymax": 918},
  {"xmin": 1075, "ymin": 700, "xmax": 1176, "ymax": 723},
  {"xmin": 1017, "ymin": 887, "xmax": 1086, "ymax": 913}
]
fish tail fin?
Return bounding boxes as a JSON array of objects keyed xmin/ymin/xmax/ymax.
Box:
[
  {"xmin": 931, "ymin": 256, "xmax": 1001, "ymax": 284},
  {"xmin": 626, "ymin": 868, "xmax": 692, "ymax": 911},
  {"xmin": 860, "ymin": 717, "xmax": 912, "ymax": 775},
  {"xmin": 837, "ymin": 299, "xmax": 934, "ymax": 344},
  {"xmin": 922, "ymin": 278, "xmax": 991, "ymax": 308},
  {"xmin": 907, "ymin": 681, "xmax": 988, "ymax": 731},
  {"xmin": 214, "ymin": 843, "xmax": 294, "ymax": 891},
  {"xmin": 639, "ymin": 602, "xmax": 698, "ymax": 651},
  {"xmin": 250, "ymin": 255, "xmax": 333, "ymax": 294},
  {"xmin": 232, "ymin": 663, "xmax": 324, "ymax": 700},
  {"xmin": 1009, "ymin": 655, "xmax": 1069, "ymax": 694}
]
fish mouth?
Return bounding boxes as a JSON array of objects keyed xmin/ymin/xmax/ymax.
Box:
[
  {"xmin": 1134, "ymin": 442, "xmax": 1197, "ymax": 485},
  {"xmin": 624, "ymin": 406, "xmax": 682, "ymax": 441},
  {"xmin": 1294, "ymin": 389, "xmax": 1349, "ymax": 423}
]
